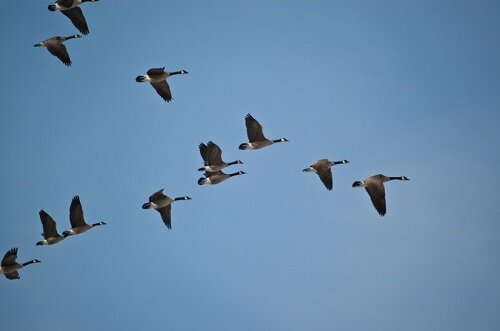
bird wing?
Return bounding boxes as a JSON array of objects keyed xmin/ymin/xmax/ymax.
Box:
[
  {"xmin": 198, "ymin": 143, "xmax": 208, "ymax": 163},
  {"xmin": 69, "ymin": 195, "xmax": 87, "ymax": 227},
  {"xmin": 150, "ymin": 80, "xmax": 172, "ymax": 102},
  {"xmin": 365, "ymin": 184, "xmax": 386, "ymax": 216},
  {"xmin": 156, "ymin": 205, "xmax": 172, "ymax": 229},
  {"xmin": 57, "ymin": 0, "xmax": 76, "ymax": 7},
  {"xmin": 4, "ymin": 271, "xmax": 20, "ymax": 280},
  {"xmin": 46, "ymin": 42, "xmax": 72, "ymax": 66},
  {"xmin": 245, "ymin": 114, "xmax": 266, "ymax": 142},
  {"xmin": 147, "ymin": 67, "xmax": 165, "ymax": 75},
  {"xmin": 1, "ymin": 248, "xmax": 17, "ymax": 267},
  {"xmin": 149, "ymin": 189, "xmax": 167, "ymax": 203},
  {"xmin": 39, "ymin": 210, "xmax": 59, "ymax": 238},
  {"xmin": 317, "ymin": 167, "xmax": 333, "ymax": 191},
  {"xmin": 61, "ymin": 7, "xmax": 89, "ymax": 35},
  {"xmin": 207, "ymin": 141, "xmax": 223, "ymax": 164}
]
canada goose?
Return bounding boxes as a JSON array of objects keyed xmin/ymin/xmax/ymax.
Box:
[
  {"xmin": 352, "ymin": 174, "xmax": 410, "ymax": 216},
  {"xmin": 198, "ymin": 141, "xmax": 243, "ymax": 172},
  {"xmin": 0, "ymin": 248, "xmax": 41, "ymax": 280},
  {"xmin": 135, "ymin": 67, "xmax": 188, "ymax": 102},
  {"xmin": 303, "ymin": 159, "xmax": 349, "ymax": 191},
  {"xmin": 36, "ymin": 210, "xmax": 65, "ymax": 246},
  {"xmin": 142, "ymin": 188, "xmax": 191, "ymax": 229},
  {"xmin": 48, "ymin": 0, "xmax": 99, "ymax": 35},
  {"xmin": 197, "ymin": 170, "xmax": 246, "ymax": 185},
  {"xmin": 62, "ymin": 195, "xmax": 106, "ymax": 236},
  {"xmin": 239, "ymin": 114, "xmax": 288, "ymax": 150},
  {"xmin": 34, "ymin": 34, "xmax": 81, "ymax": 66}
]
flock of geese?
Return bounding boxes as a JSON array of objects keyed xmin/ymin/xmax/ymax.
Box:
[{"xmin": 1, "ymin": 0, "xmax": 410, "ymax": 280}]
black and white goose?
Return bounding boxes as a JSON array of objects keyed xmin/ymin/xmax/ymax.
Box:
[
  {"xmin": 48, "ymin": 0, "xmax": 99, "ymax": 35},
  {"xmin": 239, "ymin": 114, "xmax": 288, "ymax": 150},
  {"xmin": 303, "ymin": 159, "xmax": 349, "ymax": 191},
  {"xmin": 34, "ymin": 34, "xmax": 81, "ymax": 66},
  {"xmin": 0, "ymin": 248, "xmax": 41, "ymax": 280},
  {"xmin": 36, "ymin": 210, "xmax": 65, "ymax": 246},
  {"xmin": 142, "ymin": 189, "xmax": 191, "ymax": 229},
  {"xmin": 135, "ymin": 67, "xmax": 188, "ymax": 102},
  {"xmin": 198, "ymin": 141, "xmax": 243, "ymax": 172},
  {"xmin": 352, "ymin": 174, "xmax": 409, "ymax": 216},
  {"xmin": 198, "ymin": 170, "xmax": 246, "ymax": 185},
  {"xmin": 62, "ymin": 196, "xmax": 106, "ymax": 236}
]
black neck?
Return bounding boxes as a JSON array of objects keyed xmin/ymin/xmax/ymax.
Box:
[
  {"xmin": 169, "ymin": 71, "xmax": 184, "ymax": 76},
  {"xmin": 23, "ymin": 260, "xmax": 39, "ymax": 266},
  {"xmin": 229, "ymin": 172, "xmax": 242, "ymax": 177},
  {"xmin": 174, "ymin": 196, "xmax": 190, "ymax": 201},
  {"xmin": 389, "ymin": 176, "xmax": 404, "ymax": 180},
  {"xmin": 92, "ymin": 222, "xmax": 105, "ymax": 226},
  {"xmin": 228, "ymin": 160, "xmax": 239, "ymax": 165}
]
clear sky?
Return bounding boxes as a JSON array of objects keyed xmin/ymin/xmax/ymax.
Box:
[{"xmin": 1, "ymin": 1, "xmax": 499, "ymax": 330}]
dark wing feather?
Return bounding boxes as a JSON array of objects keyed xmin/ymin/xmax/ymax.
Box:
[
  {"xmin": 149, "ymin": 189, "xmax": 167, "ymax": 203},
  {"xmin": 57, "ymin": 0, "xmax": 76, "ymax": 7},
  {"xmin": 156, "ymin": 205, "xmax": 172, "ymax": 229},
  {"xmin": 199, "ymin": 143, "xmax": 208, "ymax": 163},
  {"xmin": 69, "ymin": 195, "xmax": 87, "ymax": 227},
  {"xmin": 147, "ymin": 67, "xmax": 165, "ymax": 75},
  {"xmin": 39, "ymin": 210, "xmax": 59, "ymax": 238},
  {"xmin": 245, "ymin": 114, "xmax": 266, "ymax": 142},
  {"xmin": 61, "ymin": 7, "xmax": 89, "ymax": 35},
  {"xmin": 317, "ymin": 167, "xmax": 333, "ymax": 191},
  {"xmin": 365, "ymin": 184, "xmax": 386, "ymax": 216},
  {"xmin": 207, "ymin": 141, "xmax": 223, "ymax": 164},
  {"xmin": 4, "ymin": 271, "xmax": 20, "ymax": 280},
  {"xmin": 150, "ymin": 80, "xmax": 172, "ymax": 102},
  {"xmin": 46, "ymin": 43, "xmax": 71, "ymax": 66},
  {"xmin": 1, "ymin": 248, "xmax": 17, "ymax": 267}
]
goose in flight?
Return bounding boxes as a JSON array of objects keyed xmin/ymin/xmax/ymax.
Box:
[
  {"xmin": 142, "ymin": 189, "xmax": 191, "ymax": 229},
  {"xmin": 48, "ymin": 0, "xmax": 99, "ymax": 35},
  {"xmin": 136, "ymin": 67, "xmax": 188, "ymax": 102},
  {"xmin": 34, "ymin": 34, "xmax": 81, "ymax": 66},
  {"xmin": 0, "ymin": 248, "xmax": 41, "ymax": 280},
  {"xmin": 303, "ymin": 159, "xmax": 349, "ymax": 191},
  {"xmin": 239, "ymin": 114, "xmax": 288, "ymax": 150},
  {"xmin": 352, "ymin": 174, "xmax": 409, "ymax": 216}
]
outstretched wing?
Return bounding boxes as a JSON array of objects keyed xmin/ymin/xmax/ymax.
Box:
[
  {"xmin": 150, "ymin": 80, "xmax": 172, "ymax": 102},
  {"xmin": 198, "ymin": 143, "xmax": 208, "ymax": 163},
  {"xmin": 4, "ymin": 271, "xmax": 20, "ymax": 280},
  {"xmin": 39, "ymin": 210, "xmax": 59, "ymax": 238},
  {"xmin": 61, "ymin": 7, "xmax": 89, "ymax": 35},
  {"xmin": 245, "ymin": 114, "xmax": 266, "ymax": 142},
  {"xmin": 156, "ymin": 205, "xmax": 172, "ymax": 229},
  {"xmin": 69, "ymin": 195, "xmax": 87, "ymax": 227},
  {"xmin": 207, "ymin": 141, "xmax": 223, "ymax": 164},
  {"xmin": 365, "ymin": 184, "xmax": 386, "ymax": 216},
  {"xmin": 1, "ymin": 248, "xmax": 17, "ymax": 267},
  {"xmin": 46, "ymin": 43, "xmax": 71, "ymax": 66}
]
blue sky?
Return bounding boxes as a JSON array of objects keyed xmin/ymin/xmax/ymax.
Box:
[{"xmin": 1, "ymin": 1, "xmax": 499, "ymax": 330}]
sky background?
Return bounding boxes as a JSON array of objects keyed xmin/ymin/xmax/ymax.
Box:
[{"xmin": 1, "ymin": 1, "xmax": 499, "ymax": 330}]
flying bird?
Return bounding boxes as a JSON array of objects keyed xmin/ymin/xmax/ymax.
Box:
[
  {"xmin": 198, "ymin": 141, "xmax": 243, "ymax": 172},
  {"xmin": 36, "ymin": 210, "xmax": 65, "ymax": 246},
  {"xmin": 198, "ymin": 170, "xmax": 246, "ymax": 185},
  {"xmin": 34, "ymin": 35, "xmax": 81, "ymax": 66},
  {"xmin": 63, "ymin": 196, "xmax": 106, "ymax": 236},
  {"xmin": 135, "ymin": 67, "xmax": 188, "ymax": 102},
  {"xmin": 142, "ymin": 189, "xmax": 191, "ymax": 229},
  {"xmin": 352, "ymin": 174, "xmax": 409, "ymax": 216},
  {"xmin": 303, "ymin": 159, "xmax": 349, "ymax": 190},
  {"xmin": 0, "ymin": 248, "xmax": 41, "ymax": 280},
  {"xmin": 239, "ymin": 114, "xmax": 288, "ymax": 150},
  {"xmin": 48, "ymin": 0, "xmax": 99, "ymax": 35}
]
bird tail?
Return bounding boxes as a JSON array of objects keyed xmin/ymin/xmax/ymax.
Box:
[
  {"xmin": 135, "ymin": 75, "xmax": 147, "ymax": 82},
  {"xmin": 352, "ymin": 181, "xmax": 363, "ymax": 187},
  {"xmin": 142, "ymin": 202, "xmax": 151, "ymax": 209},
  {"xmin": 48, "ymin": 5, "xmax": 57, "ymax": 11},
  {"xmin": 197, "ymin": 178, "xmax": 207, "ymax": 185},
  {"xmin": 197, "ymin": 166, "xmax": 205, "ymax": 171}
]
